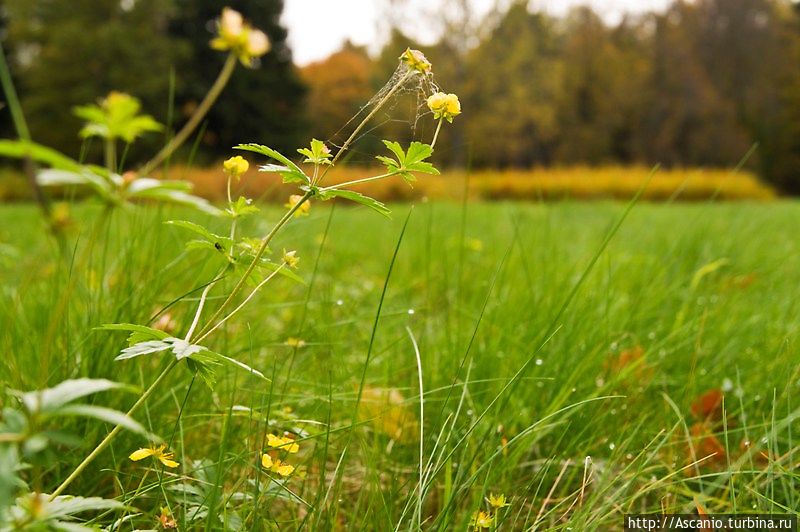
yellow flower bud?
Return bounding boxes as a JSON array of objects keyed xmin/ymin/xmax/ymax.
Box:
[
  {"xmin": 400, "ymin": 48, "xmax": 432, "ymax": 75},
  {"xmin": 427, "ymin": 92, "xmax": 462, "ymax": 122},
  {"xmin": 223, "ymin": 155, "xmax": 249, "ymax": 179}
]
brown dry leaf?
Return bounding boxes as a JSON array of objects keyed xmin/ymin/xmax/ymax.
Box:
[
  {"xmin": 359, "ymin": 386, "xmax": 419, "ymax": 443},
  {"xmin": 690, "ymin": 389, "xmax": 724, "ymax": 421},
  {"xmin": 605, "ymin": 345, "xmax": 653, "ymax": 384},
  {"xmin": 690, "ymin": 422, "xmax": 726, "ymax": 466}
]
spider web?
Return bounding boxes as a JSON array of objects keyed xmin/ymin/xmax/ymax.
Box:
[{"xmin": 322, "ymin": 62, "xmax": 443, "ymax": 166}]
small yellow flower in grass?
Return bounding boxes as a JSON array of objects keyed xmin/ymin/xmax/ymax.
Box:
[
  {"xmin": 210, "ymin": 7, "xmax": 270, "ymax": 67},
  {"xmin": 283, "ymin": 249, "xmax": 300, "ymax": 269},
  {"xmin": 261, "ymin": 453, "xmax": 295, "ymax": 477},
  {"xmin": 400, "ymin": 48, "xmax": 432, "ymax": 75},
  {"xmin": 487, "ymin": 493, "xmax": 510, "ymax": 509},
  {"xmin": 285, "ymin": 194, "xmax": 310, "ymax": 217},
  {"xmin": 285, "ymin": 337, "xmax": 306, "ymax": 348},
  {"xmin": 223, "ymin": 155, "xmax": 249, "ymax": 179},
  {"xmin": 129, "ymin": 444, "xmax": 179, "ymax": 468},
  {"xmin": 470, "ymin": 510, "xmax": 493, "ymax": 529},
  {"xmin": 427, "ymin": 92, "xmax": 462, "ymax": 123},
  {"xmin": 267, "ymin": 433, "xmax": 300, "ymax": 453}
]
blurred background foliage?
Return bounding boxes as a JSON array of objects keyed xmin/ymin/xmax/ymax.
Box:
[{"xmin": 1, "ymin": 0, "xmax": 799, "ymax": 192}]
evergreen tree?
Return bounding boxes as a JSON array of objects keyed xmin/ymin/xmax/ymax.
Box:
[{"xmin": 168, "ymin": 0, "xmax": 306, "ymax": 160}]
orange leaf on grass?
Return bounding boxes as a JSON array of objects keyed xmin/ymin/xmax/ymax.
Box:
[{"xmin": 690, "ymin": 389, "xmax": 724, "ymax": 421}]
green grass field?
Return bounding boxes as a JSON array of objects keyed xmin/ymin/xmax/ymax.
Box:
[{"xmin": 1, "ymin": 200, "xmax": 799, "ymax": 530}]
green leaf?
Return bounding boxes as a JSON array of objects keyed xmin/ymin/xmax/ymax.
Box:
[
  {"xmin": 53, "ymin": 405, "xmax": 151, "ymax": 437},
  {"xmin": 225, "ymin": 196, "xmax": 260, "ymax": 219},
  {"xmin": 44, "ymin": 494, "xmax": 126, "ymax": 518},
  {"xmin": 115, "ymin": 340, "xmax": 173, "ymax": 361},
  {"xmin": 16, "ymin": 379, "xmax": 127, "ymax": 413},
  {"xmin": 297, "ymin": 139, "xmax": 333, "ymax": 166},
  {"xmin": 0, "ymin": 139, "xmax": 82, "ymax": 171},
  {"xmin": 132, "ymin": 187, "xmax": 221, "ymax": 216},
  {"xmin": 97, "ymin": 323, "xmax": 169, "ymax": 346},
  {"xmin": 318, "ymin": 189, "xmax": 390, "ymax": 217},
  {"xmin": 376, "ymin": 140, "xmax": 439, "ymax": 185},
  {"xmin": 202, "ymin": 349, "xmax": 267, "ymax": 380},
  {"xmin": 235, "ymin": 143, "xmax": 309, "ymax": 185}
]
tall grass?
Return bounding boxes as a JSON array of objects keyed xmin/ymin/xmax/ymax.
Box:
[{"xmin": 1, "ymin": 197, "xmax": 797, "ymax": 529}]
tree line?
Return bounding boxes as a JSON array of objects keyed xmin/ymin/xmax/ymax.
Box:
[{"xmin": 2, "ymin": 0, "xmax": 799, "ymax": 192}]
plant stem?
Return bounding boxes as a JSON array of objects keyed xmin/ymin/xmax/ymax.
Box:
[
  {"xmin": 104, "ymin": 139, "xmax": 117, "ymax": 173},
  {"xmin": 431, "ymin": 119, "xmax": 444, "ymax": 150},
  {"xmin": 140, "ymin": 53, "xmax": 237, "ymax": 176},
  {"xmin": 0, "ymin": 42, "xmax": 52, "ymax": 221},
  {"xmin": 49, "ymin": 358, "xmax": 180, "ymax": 499},
  {"xmin": 193, "ymin": 190, "xmax": 312, "ymax": 340},
  {"xmin": 194, "ymin": 264, "xmax": 284, "ymax": 344},
  {"xmin": 319, "ymin": 69, "xmax": 414, "ymax": 183},
  {"xmin": 320, "ymin": 171, "xmax": 397, "ymax": 191}
]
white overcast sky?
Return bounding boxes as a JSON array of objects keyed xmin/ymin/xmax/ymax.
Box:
[{"xmin": 282, "ymin": 0, "xmax": 673, "ymax": 65}]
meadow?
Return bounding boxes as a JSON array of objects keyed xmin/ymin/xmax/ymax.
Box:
[{"xmin": 2, "ymin": 198, "xmax": 798, "ymax": 530}]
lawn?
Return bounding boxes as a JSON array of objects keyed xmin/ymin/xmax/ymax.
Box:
[{"xmin": 1, "ymin": 199, "xmax": 798, "ymax": 530}]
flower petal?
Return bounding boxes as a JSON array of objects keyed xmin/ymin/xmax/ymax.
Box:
[{"xmin": 129, "ymin": 448, "xmax": 154, "ymax": 461}]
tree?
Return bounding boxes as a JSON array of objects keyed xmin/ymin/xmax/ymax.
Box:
[
  {"xmin": 168, "ymin": 0, "xmax": 306, "ymax": 160},
  {"xmin": 300, "ymin": 43, "xmax": 373, "ymax": 142},
  {"xmin": 3, "ymin": 0, "xmax": 183, "ymax": 160},
  {"xmin": 464, "ymin": 3, "xmax": 562, "ymax": 167}
]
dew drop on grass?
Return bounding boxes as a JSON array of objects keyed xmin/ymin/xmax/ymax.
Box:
[
  {"xmin": 536, "ymin": 381, "xmax": 544, "ymax": 388},
  {"xmin": 722, "ymin": 378, "xmax": 733, "ymax": 392},
  {"xmin": 626, "ymin": 453, "xmax": 633, "ymax": 460},
  {"xmin": 609, "ymin": 443, "xmax": 616, "ymax": 450},
  {"xmin": 535, "ymin": 358, "xmax": 543, "ymax": 366},
  {"xmin": 595, "ymin": 378, "xmax": 605, "ymax": 387},
  {"xmin": 610, "ymin": 342, "xmax": 619, "ymax": 351},
  {"xmin": 407, "ymin": 308, "xmax": 415, "ymax": 315},
  {"xmin": 336, "ymin": 299, "xmax": 344, "ymax": 306},
  {"xmin": 648, "ymin": 331, "xmax": 656, "ymax": 340},
  {"xmin": 571, "ymin": 387, "xmax": 577, "ymax": 393}
]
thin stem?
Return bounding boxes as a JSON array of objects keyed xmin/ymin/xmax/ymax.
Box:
[
  {"xmin": 140, "ymin": 53, "xmax": 237, "ymax": 176},
  {"xmin": 185, "ymin": 280, "xmax": 216, "ymax": 342},
  {"xmin": 193, "ymin": 190, "xmax": 312, "ymax": 340},
  {"xmin": 50, "ymin": 358, "xmax": 180, "ymax": 499},
  {"xmin": 0, "ymin": 41, "xmax": 52, "ymax": 220},
  {"xmin": 194, "ymin": 264, "xmax": 284, "ymax": 345},
  {"xmin": 320, "ymin": 171, "xmax": 397, "ymax": 192},
  {"xmin": 104, "ymin": 139, "xmax": 117, "ymax": 173},
  {"xmin": 431, "ymin": 119, "xmax": 444, "ymax": 150},
  {"xmin": 319, "ymin": 69, "xmax": 414, "ymax": 183}
]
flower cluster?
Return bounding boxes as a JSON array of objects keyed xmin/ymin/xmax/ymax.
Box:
[
  {"xmin": 260, "ymin": 432, "xmax": 300, "ymax": 478},
  {"xmin": 211, "ymin": 7, "xmax": 270, "ymax": 67},
  {"xmin": 427, "ymin": 92, "xmax": 462, "ymax": 123},
  {"xmin": 470, "ymin": 493, "xmax": 510, "ymax": 529},
  {"xmin": 223, "ymin": 155, "xmax": 249, "ymax": 180}
]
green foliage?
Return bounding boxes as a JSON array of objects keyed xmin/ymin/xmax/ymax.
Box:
[
  {"xmin": 316, "ymin": 188, "xmax": 390, "ymax": 217},
  {"xmin": 73, "ymin": 92, "xmax": 162, "ymax": 143},
  {"xmin": 234, "ymin": 143, "xmax": 310, "ymax": 185},
  {"xmin": 376, "ymin": 140, "xmax": 439, "ymax": 184},
  {"xmin": 297, "ymin": 139, "xmax": 333, "ymax": 166}
]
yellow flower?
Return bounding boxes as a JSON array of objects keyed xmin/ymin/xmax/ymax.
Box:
[
  {"xmin": 400, "ymin": 48, "xmax": 432, "ymax": 75},
  {"xmin": 223, "ymin": 155, "xmax": 249, "ymax": 179},
  {"xmin": 427, "ymin": 92, "xmax": 461, "ymax": 123},
  {"xmin": 129, "ymin": 444, "xmax": 179, "ymax": 468},
  {"xmin": 261, "ymin": 453, "xmax": 295, "ymax": 477},
  {"xmin": 267, "ymin": 433, "xmax": 300, "ymax": 453},
  {"xmin": 283, "ymin": 249, "xmax": 300, "ymax": 269},
  {"xmin": 487, "ymin": 493, "xmax": 509, "ymax": 509},
  {"xmin": 210, "ymin": 7, "xmax": 270, "ymax": 67},
  {"xmin": 285, "ymin": 337, "xmax": 306, "ymax": 348},
  {"xmin": 470, "ymin": 510, "xmax": 493, "ymax": 529},
  {"xmin": 284, "ymin": 194, "xmax": 310, "ymax": 217}
]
